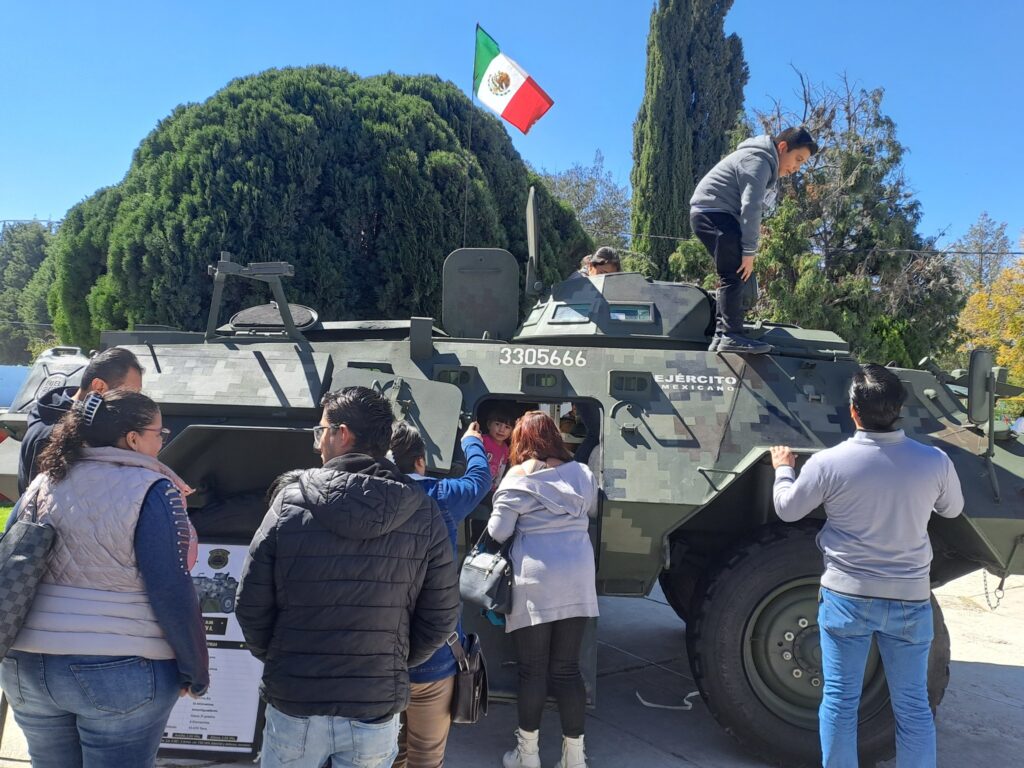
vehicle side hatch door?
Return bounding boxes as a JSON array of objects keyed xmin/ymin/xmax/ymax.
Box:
[{"xmin": 328, "ymin": 367, "xmax": 464, "ymax": 473}]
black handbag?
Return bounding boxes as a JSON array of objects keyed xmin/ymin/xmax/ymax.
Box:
[
  {"xmin": 0, "ymin": 489, "xmax": 55, "ymax": 658},
  {"xmin": 447, "ymin": 632, "xmax": 488, "ymax": 724},
  {"xmin": 458, "ymin": 530, "xmax": 512, "ymax": 615}
]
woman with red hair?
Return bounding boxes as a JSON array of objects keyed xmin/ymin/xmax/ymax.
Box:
[{"xmin": 487, "ymin": 410, "xmax": 599, "ymax": 768}]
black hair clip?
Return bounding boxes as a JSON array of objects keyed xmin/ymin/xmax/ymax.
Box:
[{"xmin": 79, "ymin": 392, "xmax": 102, "ymax": 426}]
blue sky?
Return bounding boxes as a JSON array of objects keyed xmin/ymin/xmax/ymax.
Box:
[{"xmin": 2, "ymin": 1, "xmax": 1021, "ymax": 248}]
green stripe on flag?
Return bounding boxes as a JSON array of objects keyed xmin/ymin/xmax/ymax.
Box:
[{"xmin": 474, "ymin": 26, "xmax": 501, "ymax": 93}]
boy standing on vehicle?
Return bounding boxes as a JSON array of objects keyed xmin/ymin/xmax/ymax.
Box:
[
  {"xmin": 690, "ymin": 127, "xmax": 818, "ymax": 354},
  {"xmin": 771, "ymin": 364, "xmax": 964, "ymax": 767}
]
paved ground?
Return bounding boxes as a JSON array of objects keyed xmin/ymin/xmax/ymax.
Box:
[{"xmin": 1, "ymin": 571, "xmax": 1021, "ymax": 767}]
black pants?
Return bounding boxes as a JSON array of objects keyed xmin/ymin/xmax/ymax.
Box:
[
  {"xmin": 690, "ymin": 211, "xmax": 745, "ymax": 335},
  {"xmin": 511, "ymin": 617, "xmax": 588, "ymax": 737}
]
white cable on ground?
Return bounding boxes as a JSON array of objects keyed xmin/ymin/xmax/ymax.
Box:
[{"xmin": 635, "ymin": 690, "xmax": 701, "ymax": 711}]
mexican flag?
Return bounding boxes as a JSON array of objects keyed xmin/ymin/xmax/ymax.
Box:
[{"xmin": 474, "ymin": 25, "xmax": 553, "ymax": 134}]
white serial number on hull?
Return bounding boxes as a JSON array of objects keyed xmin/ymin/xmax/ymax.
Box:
[{"xmin": 498, "ymin": 347, "xmax": 588, "ymax": 367}]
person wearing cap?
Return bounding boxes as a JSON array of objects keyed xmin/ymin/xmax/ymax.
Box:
[
  {"xmin": 690, "ymin": 127, "xmax": 818, "ymax": 355},
  {"xmin": 570, "ymin": 247, "xmax": 621, "ymax": 280},
  {"xmin": 586, "ymin": 246, "xmax": 620, "ymax": 276}
]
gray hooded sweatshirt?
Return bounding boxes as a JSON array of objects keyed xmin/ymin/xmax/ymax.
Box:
[
  {"xmin": 689, "ymin": 135, "xmax": 779, "ymax": 255},
  {"xmin": 488, "ymin": 461, "xmax": 600, "ymax": 632}
]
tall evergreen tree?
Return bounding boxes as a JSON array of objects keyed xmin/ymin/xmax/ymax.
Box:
[
  {"xmin": 0, "ymin": 222, "xmax": 55, "ymax": 364},
  {"xmin": 631, "ymin": 0, "xmax": 747, "ymax": 278},
  {"xmin": 951, "ymin": 212, "xmax": 1011, "ymax": 292},
  {"xmin": 689, "ymin": 1, "xmax": 748, "ymax": 180}
]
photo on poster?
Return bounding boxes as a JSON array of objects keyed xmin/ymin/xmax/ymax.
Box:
[{"xmin": 160, "ymin": 541, "xmax": 264, "ymax": 756}]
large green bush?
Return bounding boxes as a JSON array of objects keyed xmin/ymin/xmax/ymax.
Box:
[{"xmin": 49, "ymin": 67, "xmax": 590, "ymax": 346}]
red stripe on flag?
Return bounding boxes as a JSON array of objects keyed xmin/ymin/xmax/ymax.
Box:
[{"xmin": 501, "ymin": 77, "xmax": 554, "ymax": 134}]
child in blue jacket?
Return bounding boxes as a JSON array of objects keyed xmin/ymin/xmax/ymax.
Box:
[{"xmin": 389, "ymin": 420, "xmax": 492, "ymax": 768}]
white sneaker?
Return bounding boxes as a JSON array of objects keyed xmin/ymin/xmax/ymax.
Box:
[
  {"xmin": 502, "ymin": 728, "xmax": 541, "ymax": 768},
  {"xmin": 554, "ymin": 734, "xmax": 588, "ymax": 768}
]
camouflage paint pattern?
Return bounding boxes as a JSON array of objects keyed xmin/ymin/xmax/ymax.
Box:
[
  {"xmin": 3, "ymin": 265, "xmax": 1022, "ymax": 598},
  {"xmin": 3, "ymin": 256, "xmax": 1023, "ymax": 727}
]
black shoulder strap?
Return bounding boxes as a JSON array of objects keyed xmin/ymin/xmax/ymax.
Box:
[{"xmin": 446, "ymin": 632, "xmax": 470, "ymax": 672}]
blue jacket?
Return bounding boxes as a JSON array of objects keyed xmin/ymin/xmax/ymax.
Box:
[{"xmin": 407, "ymin": 436, "xmax": 492, "ymax": 683}]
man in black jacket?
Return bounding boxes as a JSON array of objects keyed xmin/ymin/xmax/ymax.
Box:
[
  {"xmin": 236, "ymin": 386, "xmax": 459, "ymax": 768},
  {"xmin": 18, "ymin": 347, "xmax": 143, "ymax": 494}
]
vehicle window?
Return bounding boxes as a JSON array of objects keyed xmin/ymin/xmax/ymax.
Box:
[
  {"xmin": 551, "ymin": 303, "xmax": 592, "ymax": 323},
  {"xmin": 609, "ymin": 304, "xmax": 654, "ymax": 322}
]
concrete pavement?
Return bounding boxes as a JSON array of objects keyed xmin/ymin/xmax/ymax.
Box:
[{"xmin": 1, "ymin": 571, "xmax": 1021, "ymax": 767}]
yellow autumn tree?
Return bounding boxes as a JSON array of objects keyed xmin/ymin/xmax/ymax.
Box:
[{"xmin": 958, "ymin": 256, "xmax": 1024, "ymax": 385}]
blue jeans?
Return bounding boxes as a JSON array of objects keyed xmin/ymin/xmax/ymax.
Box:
[
  {"xmin": 260, "ymin": 703, "xmax": 400, "ymax": 768},
  {"xmin": 0, "ymin": 651, "xmax": 181, "ymax": 768},
  {"xmin": 818, "ymin": 588, "xmax": 935, "ymax": 768}
]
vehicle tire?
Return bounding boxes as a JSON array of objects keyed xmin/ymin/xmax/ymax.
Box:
[
  {"xmin": 658, "ymin": 567, "xmax": 698, "ymax": 623},
  {"xmin": 686, "ymin": 524, "xmax": 950, "ymax": 768}
]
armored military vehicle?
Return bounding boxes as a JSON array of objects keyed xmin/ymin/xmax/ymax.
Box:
[
  {"xmin": 192, "ymin": 573, "xmax": 239, "ymax": 614},
  {"xmin": 2, "ymin": 191, "xmax": 1022, "ymax": 766}
]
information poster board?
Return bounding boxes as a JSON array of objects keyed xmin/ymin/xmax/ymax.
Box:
[{"xmin": 160, "ymin": 542, "xmax": 264, "ymax": 758}]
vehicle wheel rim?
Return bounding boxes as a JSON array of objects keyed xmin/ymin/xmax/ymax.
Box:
[{"xmin": 742, "ymin": 577, "xmax": 890, "ymax": 729}]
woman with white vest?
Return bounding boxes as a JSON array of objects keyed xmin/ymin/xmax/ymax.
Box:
[{"xmin": 0, "ymin": 389, "xmax": 209, "ymax": 768}]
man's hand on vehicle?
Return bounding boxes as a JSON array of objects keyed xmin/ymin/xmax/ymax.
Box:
[{"xmin": 771, "ymin": 446, "xmax": 797, "ymax": 469}]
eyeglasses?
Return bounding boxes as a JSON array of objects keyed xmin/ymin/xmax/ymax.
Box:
[
  {"xmin": 138, "ymin": 427, "xmax": 172, "ymax": 444},
  {"xmin": 312, "ymin": 424, "xmax": 342, "ymax": 448}
]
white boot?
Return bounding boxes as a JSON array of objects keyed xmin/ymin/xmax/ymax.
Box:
[
  {"xmin": 502, "ymin": 728, "xmax": 541, "ymax": 768},
  {"xmin": 554, "ymin": 734, "xmax": 589, "ymax": 768}
]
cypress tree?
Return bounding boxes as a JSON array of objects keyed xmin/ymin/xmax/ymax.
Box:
[
  {"xmin": 631, "ymin": 0, "xmax": 747, "ymax": 278},
  {"xmin": 689, "ymin": 1, "xmax": 748, "ymax": 181}
]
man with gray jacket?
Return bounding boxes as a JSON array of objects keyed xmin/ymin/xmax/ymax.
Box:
[
  {"xmin": 771, "ymin": 364, "xmax": 964, "ymax": 767},
  {"xmin": 690, "ymin": 127, "xmax": 817, "ymax": 353}
]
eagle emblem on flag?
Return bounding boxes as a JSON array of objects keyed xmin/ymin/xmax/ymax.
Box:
[{"xmin": 487, "ymin": 70, "xmax": 512, "ymax": 96}]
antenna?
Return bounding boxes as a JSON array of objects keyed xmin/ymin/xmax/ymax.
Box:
[{"xmin": 524, "ymin": 186, "xmax": 543, "ymax": 297}]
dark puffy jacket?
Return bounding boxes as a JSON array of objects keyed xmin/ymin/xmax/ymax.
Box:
[
  {"xmin": 235, "ymin": 453, "xmax": 459, "ymax": 719},
  {"xmin": 18, "ymin": 388, "xmax": 75, "ymax": 495}
]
